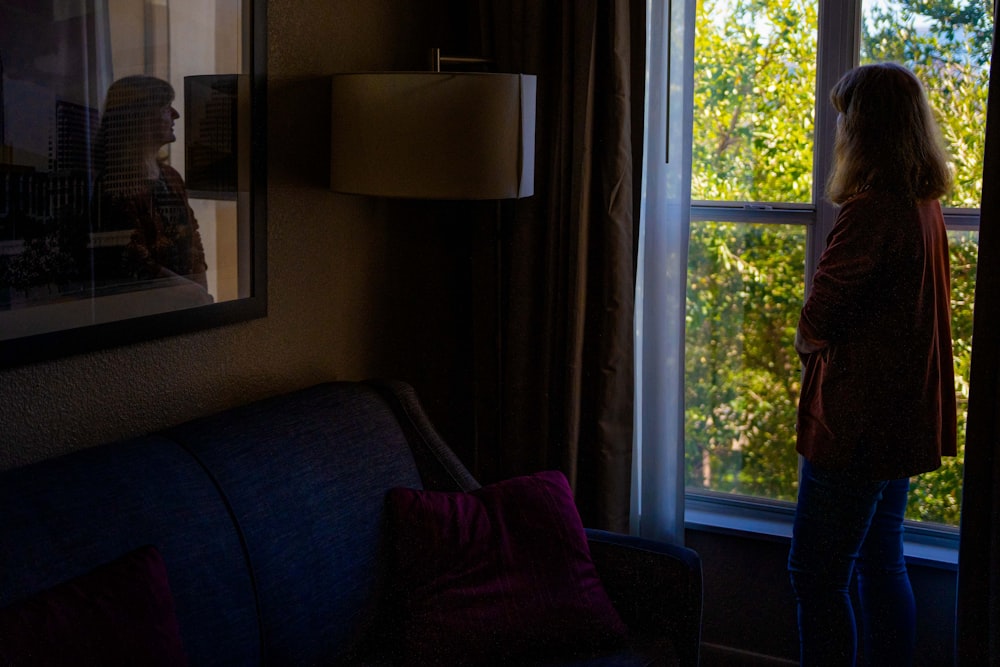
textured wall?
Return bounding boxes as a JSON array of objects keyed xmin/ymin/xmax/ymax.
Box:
[{"xmin": 0, "ymin": 0, "xmax": 476, "ymax": 471}]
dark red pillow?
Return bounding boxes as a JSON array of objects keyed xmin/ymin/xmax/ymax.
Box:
[
  {"xmin": 0, "ymin": 545, "xmax": 190, "ymax": 667},
  {"xmin": 385, "ymin": 470, "xmax": 628, "ymax": 665}
]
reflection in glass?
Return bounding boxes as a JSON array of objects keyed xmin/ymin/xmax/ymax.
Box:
[
  {"xmin": 93, "ymin": 75, "xmax": 211, "ymax": 306},
  {"xmin": 0, "ymin": 0, "xmax": 246, "ymax": 341}
]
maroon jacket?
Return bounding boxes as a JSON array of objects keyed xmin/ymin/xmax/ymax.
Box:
[
  {"xmin": 796, "ymin": 189, "xmax": 957, "ymax": 479},
  {"xmin": 98, "ymin": 165, "xmax": 208, "ymax": 290}
]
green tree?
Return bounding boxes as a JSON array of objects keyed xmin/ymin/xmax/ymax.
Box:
[
  {"xmin": 863, "ymin": 0, "xmax": 993, "ymax": 208},
  {"xmin": 692, "ymin": 0, "xmax": 817, "ymax": 202},
  {"xmin": 687, "ymin": 0, "xmax": 815, "ymax": 498},
  {"xmin": 686, "ymin": 222, "xmax": 804, "ymax": 499}
]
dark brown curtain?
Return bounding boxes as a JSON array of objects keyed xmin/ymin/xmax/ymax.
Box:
[
  {"xmin": 956, "ymin": 15, "xmax": 1000, "ymax": 665},
  {"xmin": 466, "ymin": 0, "xmax": 645, "ymax": 533}
]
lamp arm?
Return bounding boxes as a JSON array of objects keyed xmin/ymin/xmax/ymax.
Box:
[{"xmin": 430, "ymin": 47, "xmax": 496, "ymax": 72}]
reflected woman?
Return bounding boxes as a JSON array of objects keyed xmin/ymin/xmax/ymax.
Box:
[{"xmin": 94, "ymin": 75, "xmax": 210, "ymax": 301}]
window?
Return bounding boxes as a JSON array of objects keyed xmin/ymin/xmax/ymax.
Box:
[{"xmin": 685, "ymin": 0, "xmax": 992, "ymax": 528}]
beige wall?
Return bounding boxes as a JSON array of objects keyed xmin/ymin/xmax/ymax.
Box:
[{"xmin": 0, "ymin": 0, "xmax": 477, "ymax": 471}]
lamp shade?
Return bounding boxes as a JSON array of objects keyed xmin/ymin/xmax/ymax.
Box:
[{"xmin": 330, "ymin": 72, "xmax": 536, "ymax": 199}]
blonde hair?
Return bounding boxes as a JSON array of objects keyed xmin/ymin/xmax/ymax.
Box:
[{"xmin": 826, "ymin": 63, "xmax": 951, "ymax": 204}]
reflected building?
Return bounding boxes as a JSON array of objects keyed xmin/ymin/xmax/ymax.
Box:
[
  {"xmin": 0, "ymin": 62, "xmax": 98, "ymax": 306},
  {"xmin": 185, "ymin": 74, "xmax": 238, "ymax": 197},
  {"xmin": 50, "ymin": 100, "xmax": 99, "ymax": 218}
]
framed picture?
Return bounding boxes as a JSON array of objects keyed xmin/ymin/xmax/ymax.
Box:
[{"xmin": 0, "ymin": 0, "xmax": 267, "ymax": 366}]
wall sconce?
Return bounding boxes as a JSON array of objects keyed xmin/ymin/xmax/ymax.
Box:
[{"xmin": 329, "ymin": 64, "xmax": 536, "ymax": 200}]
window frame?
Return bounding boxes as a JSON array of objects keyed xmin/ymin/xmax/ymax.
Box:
[
  {"xmin": 682, "ymin": 0, "xmax": 982, "ymax": 560},
  {"xmin": 686, "ymin": 489, "xmax": 960, "ymax": 569}
]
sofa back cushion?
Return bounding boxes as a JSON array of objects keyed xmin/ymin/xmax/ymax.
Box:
[
  {"xmin": 167, "ymin": 383, "xmax": 424, "ymax": 666},
  {"xmin": 0, "ymin": 436, "xmax": 261, "ymax": 666}
]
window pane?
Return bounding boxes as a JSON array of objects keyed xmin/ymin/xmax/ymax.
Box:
[
  {"xmin": 692, "ymin": 0, "xmax": 817, "ymax": 203},
  {"xmin": 685, "ymin": 222, "xmax": 806, "ymax": 499},
  {"xmin": 861, "ymin": 0, "xmax": 993, "ymax": 208}
]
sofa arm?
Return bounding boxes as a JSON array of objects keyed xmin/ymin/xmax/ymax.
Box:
[
  {"xmin": 368, "ymin": 379, "xmax": 480, "ymax": 493},
  {"xmin": 586, "ymin": 529, "xmax": 703, "ymax": 667}
]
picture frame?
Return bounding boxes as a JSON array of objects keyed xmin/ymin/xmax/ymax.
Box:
[{"xmin": 0, "ymin": 0, "xmax": 267, "ymax": 367}]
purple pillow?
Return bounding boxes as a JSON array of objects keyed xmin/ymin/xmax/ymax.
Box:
[
  {"xmin": 0, "ymin": 545, "xmax": 190, "ymax": 667},
  {"xmin": 385, "ymin": 470, "xmax": 628, "ymax": 665}
]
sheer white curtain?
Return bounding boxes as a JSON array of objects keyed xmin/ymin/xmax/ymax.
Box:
[{"xmin": 630, "ymin": 0, "xmax": 697, "ymax": 545}]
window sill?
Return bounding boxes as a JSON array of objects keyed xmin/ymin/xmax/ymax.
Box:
[{"xmin": 685, "ymin": 491, "xmax": 958, "ymax": 570}]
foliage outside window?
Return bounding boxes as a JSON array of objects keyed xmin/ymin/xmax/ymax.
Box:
[
  {"xmin": 686, "ymin": 0, "xmax": 992, "ymax": 527},
  {"xmin": 692, "ymin": 0, "xmax": 817, "ymax": 203},
  {"xmin": 686, "ymin": 222, "xmax": 805, "ymax": 501}
]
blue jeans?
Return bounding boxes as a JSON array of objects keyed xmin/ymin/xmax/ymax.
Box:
[{"xmin": 788, "ymin": 459, "xmax": 915, "ymax": 667}]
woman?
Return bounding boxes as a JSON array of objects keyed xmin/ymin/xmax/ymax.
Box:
[
  {"xmin": 94, "ymin": 75, "xmax": 209, "ymax": 296},
  {"xmin": 788, "ymin": 63, "xmax": 957, "ymax": 666}
]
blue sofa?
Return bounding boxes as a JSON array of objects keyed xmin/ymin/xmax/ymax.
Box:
[{"xmin": 0, "ymin": 381, "xmax": 702, "ymax": 665}]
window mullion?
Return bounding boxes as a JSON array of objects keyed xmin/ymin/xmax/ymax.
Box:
[
  {"xmin": 943, "ymin": 209, "xmax": 982, "ymax": 231},
  {"xmin": 810, "ymin": 0, "xmax": 862, "ymax": 282},
  {"xmin": 690, "ymin": 205, "xmax": 814, "ymax": 226}
]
